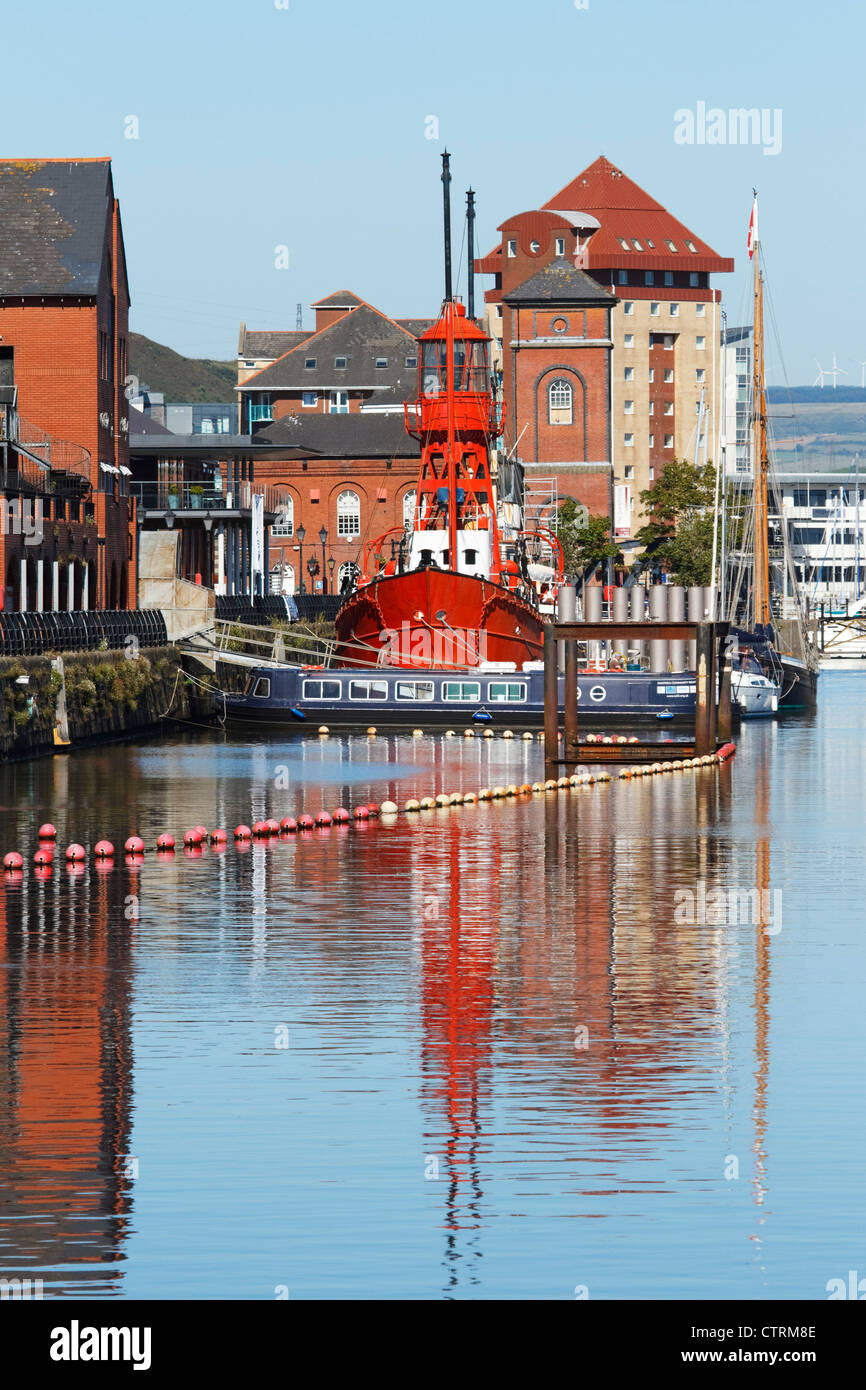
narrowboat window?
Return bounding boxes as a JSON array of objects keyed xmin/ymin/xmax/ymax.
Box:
[
  {"xmin": 488, "ymin": 681, "xmax": 527, "ymax": 702},
  {"xmin": 349, "ymin": 680, "xmax": 389, "ymax": 700},
  {"xmin": 443, "ymin": 682, "xmax": 481, "ymax": 702},
  {"xmin": 302, "ymin": 679, "xmax": 342, "ymax": 699},
  {"xmin": 395, "ymin": 681, "xmax": 435, "ymax": 701},
  {"xmin": 253, "ymin": 678, "xmax": 271, "ymax": 699}
]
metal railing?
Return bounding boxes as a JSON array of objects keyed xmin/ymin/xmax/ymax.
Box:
[
  {"xmin": 1, "ymin": 404, "xmax": 92, "ymax": 497},
  {"xmin": 130, "ymin": 481, "xmax": 287, "ymax": 513},
  {"xmin": 212, "ymin": 618, "xmax": 335, "ymax": 666}
]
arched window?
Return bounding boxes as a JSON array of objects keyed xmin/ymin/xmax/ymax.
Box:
[
  {"xmin": 403, "ymin": 489, "xmax": 416, "ymax": 529},
  {"xmin": 337, "ymin": 489, "xmax": 361, "ymax": 537},
  {"xmin": 272, "ymin": 496, "xmax": 293, "ymax": 536},
  {"xmin": 548, "ymin": 378, "xmax": 573, "ymax": 426},
  {"xmin": 338, "ymin": 561, "xmax": 360, "ymax": 594}
]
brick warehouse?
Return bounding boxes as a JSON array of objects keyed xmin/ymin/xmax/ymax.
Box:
[
  {"xmin": 476, "ymin": 156, "xmax": 734, "ymax": 536},
  {"xmin": 0, "ymin": 158, "xmax": 135, "ymax": 610},
  {"xmin": 237, "ymin": 292, "xmax": 432, "ymax": 594}
]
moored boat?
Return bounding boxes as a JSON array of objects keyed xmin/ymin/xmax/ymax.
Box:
[{"xmin": 334, "ymin": 153, "xmax": 562, "ymax": 670}]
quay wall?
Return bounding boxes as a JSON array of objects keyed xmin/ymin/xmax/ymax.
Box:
[{"xmin": 0, "ymin": 648, "xmax": 218, "ymax": 761}]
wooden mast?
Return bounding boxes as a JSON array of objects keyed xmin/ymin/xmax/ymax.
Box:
[{"xmin": 752, "ymin": 196, "xmax": 771, "ymax": 629}]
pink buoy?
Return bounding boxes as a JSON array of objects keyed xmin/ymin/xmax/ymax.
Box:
[
  {"xmin": 298, "ymin": 814, "xmax": 314, "ymax": 830},
  {"xmin": 234, "ymin": 825, "xmax": 252, "ymax": 841},
  {"xmin": 124, "ymin": 836, "xmax": 145, "ymax": 854},
  {"xmin": 192, "ymin": 825, "xmax": 207, "ymax": 840},
  {"xmin": 209, "ymin": 828, "xmax": 228, "ymax": 844},
  {"xmin": 38, "ymin": 823, "xmax": 57, "ymax": 840},
  {"xmin": 3, "ymin": 851, "xmax": 24, "ymax": 871},
  {"xmin": 353, "ymin": 805, "xmax": 369, "ymax": 821},
  {"xmin": 366, "ymin": 803, "xmax": 380, "ymax": 818},
  {"xmin": 279, "ymin": 817, "xmax": 298, "ymax": 834},
  {"xmin": 332, "ymin": 808, "xmax": 350, "ymax": 824},
  {"xmin": 94, "ymin": 840, "xmax": 114, "ymax": 859},
  {"xmin": 65, "ymin": 843, "xmax": 86, "ymax": 862},
  {"xmin": 315, "ymin": 811, "xmax": 332, "ymax": 827},
  {"xmin": 265, "ymin": 818, "xmax": 280, "ymax": 836},
  {"xmin": 183, "ymin": 828, "xmax": 203, "ymax": 847},
  {"xmin": 252, "ymin": 821, "xmax": 269, "ymax": 838},
  {"xmin": 156, "ymin": 833, "xmax": 175, "ymax": 850},
  {"xmin": 33, "ymin": 847, "xmax": 53, "ymax": 866}
]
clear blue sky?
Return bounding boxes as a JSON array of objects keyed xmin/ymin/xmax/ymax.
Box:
[{"xmin": 3, "ymin": 0, "xmax": 862, "ymax": 384}]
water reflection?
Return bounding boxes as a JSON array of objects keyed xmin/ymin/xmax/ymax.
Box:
[
  {"xmin": 0, "ymin": 858, "xmax": 135, "ymax": 1294},
  {"xmin": 0, "ymin": 699, "xmax": 847, "ymax": 1300}
]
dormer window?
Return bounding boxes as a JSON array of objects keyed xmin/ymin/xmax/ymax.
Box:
[
  {"xmin": 555, "ymin": 237, "xmax": 565, "ymax": 256},
  {"xmin": 685, "ymin": 240, "xmax": 697, "ymax": 252},
  {"xmin": 507, "ymin": 239, "xmax": 517, "ymax": 257},
  {"xmin": 665, "ymin": 239, "xmax": 678, "ymax": 252},
  {"xmin": 405, "ymin": 355, "xmax": 417, "ymax": 367},
  {"xmin": 646, "ymin": 239, "xmax": 655, "ymax": 249},
  {"xmin": 529, "ymin": 240, "xmax": 540, "ymax": 253},
  {"xmin": 618, "ymin": 237, "xmax": 630, "ymax": 250},
  {"xmin": 305, "ymin": 358, "xmax": 316, "ymax": 369},
  {"xmin": 334, "ymin": 356, "xmax": 347, "ymax": 369},
  {"xmin": 375, "ymin": 357, "xmax": 388, "ymax": 368},
  {"xmin": 631, "ymin": 239, "xmax": 643, "ymax": 251}
]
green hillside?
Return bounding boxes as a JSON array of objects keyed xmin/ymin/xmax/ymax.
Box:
[{"xmin": 128, "ymin": 332, "xmax": 236, "ymax": 403}]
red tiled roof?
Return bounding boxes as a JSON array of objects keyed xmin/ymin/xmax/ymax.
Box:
[{"xmin": 542, "ymin": 156, "xmax": 733, "ymax": 274}]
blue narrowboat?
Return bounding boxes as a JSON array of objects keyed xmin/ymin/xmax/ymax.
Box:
[{"xmin": 222, "ymin": 662, "xmax": 706, "ymax": 731}]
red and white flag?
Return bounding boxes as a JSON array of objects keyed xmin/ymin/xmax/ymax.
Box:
[{"xmin": 747, "ymin": 195, "xmax": 759, "ymax": 258}]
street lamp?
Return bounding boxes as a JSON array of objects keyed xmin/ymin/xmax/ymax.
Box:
[
  {"xmin": 327, "ymin": 554, "xmax": 335, "ymax": 591},
  {"xmin": 307, "ymin": 555, "xmax": 318, "ymax": 593},
  {"xmin": 296, "ymin": 523, "xmax": 306, "ymax": 593},
  {"xmin": 319, "ymin": 525, "xmax": 328, "ymax": 594}
]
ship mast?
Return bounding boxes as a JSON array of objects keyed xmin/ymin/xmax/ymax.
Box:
[
  {"xmin": 751, "ymin": 193, "xmax": 771, "ymax": 629},
  {"xmin": 441, "ymin": 152, "xmax": 459, "ymax": 569}
]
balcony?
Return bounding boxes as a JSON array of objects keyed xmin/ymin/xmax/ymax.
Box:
[
  {"xmin": 248, "ymin": 404, "xmax": 274, "ymax": 425},
  {"xmin": 130, "ymin": 480, "xmax": 287, "ymax": 515}
]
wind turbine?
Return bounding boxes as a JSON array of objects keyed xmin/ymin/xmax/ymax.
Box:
[
  {"xmin": 814, "ymin": 359, "xmax": 829, "ymax": 388},
  {"xmin": 858, "ymin": 360, "xmax": 866, "ymax": 389},
  {"xmin": 829, "ymin": 353, "xmax": 848, "ymax": 388}
]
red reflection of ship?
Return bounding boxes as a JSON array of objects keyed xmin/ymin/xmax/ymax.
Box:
[{"xmin": 334, "ymin": 154, "xmax": 563, "ymax": 670}]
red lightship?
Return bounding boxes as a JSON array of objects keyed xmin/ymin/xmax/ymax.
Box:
[{"xmin": 334, "ymin": 155, "xmax": 562, "ymax": 670}]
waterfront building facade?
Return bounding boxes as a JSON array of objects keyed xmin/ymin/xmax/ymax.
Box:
[
  {"xmin": 0, "ymin": 158, "xmax": 136, "ymax": 609},
  {"xmin": 476, "ymin": 156, "xmax": 734, "ymax": 536}
]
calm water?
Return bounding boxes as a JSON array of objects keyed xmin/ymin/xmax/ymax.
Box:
[{"xmin": 0, "ymin": 674, "xmax": 863, "ymax": 1300}]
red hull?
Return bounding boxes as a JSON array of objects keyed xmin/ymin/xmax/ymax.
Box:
[{"xmin": 334, "ymin": 570, "xmax": 544, "ymax": 669}]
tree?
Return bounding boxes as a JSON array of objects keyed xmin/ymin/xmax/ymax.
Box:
[
  {"xmin": 635, "ymin": 458, "xmax": 717, "ymax": 585},
  {"xmin": 554, "ymin": 499, "xmax": 619, "ymax": 578}
]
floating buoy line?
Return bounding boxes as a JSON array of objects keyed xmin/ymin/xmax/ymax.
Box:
[{"xmin": 1, "ymin": 743, "xmax": 736, "ymax": 877}]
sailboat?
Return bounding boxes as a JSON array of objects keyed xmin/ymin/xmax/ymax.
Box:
[
  {"xmin": 723, "ymin": 195, "xmax": 819, "ymax": 709},
  {"xmin": 333, "ymin": 154, "xmax": 563, "ymax": 669}
]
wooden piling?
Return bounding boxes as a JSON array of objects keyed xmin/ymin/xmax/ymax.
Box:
[
  {"xmin": 717, "ymin": 625, "xmax": 732, "ymax": 744},
  {"xmin": 564, "ymin": 638, "xmax": 578, "ymax": 755},
  {"xmin": 695, "ymin": 622, "xmax": 712, "ymax": 756},
  {"xmin": 543, "ymin": 624, "xmax": 559, "ymax": 773}
]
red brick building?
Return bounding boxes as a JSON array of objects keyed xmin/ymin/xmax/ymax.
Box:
[
  {"xmin": 0, "ymin": 158, "xmax": 136, "ymax": 609},
  {"xmin": 477, "ymin": 157, "xmax": 734, "ymax": 535},
  {"xmin": 497, "ymin": 217, "xmax": 617, "ymax": 520},
  {"xmin": 252, "ymin": 410, "xmax": 420, "ymax": 594},
  {"xmin": 237, "ymin": 293, "xmax": 432, "ymax": 433}
]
